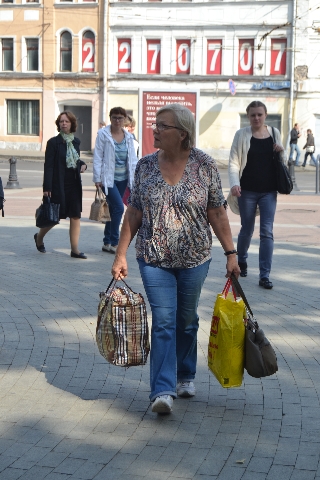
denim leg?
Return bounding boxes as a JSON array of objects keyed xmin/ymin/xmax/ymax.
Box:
[
  {"xmin": 311, "ymin": 153, "xmax": 318, "ymax": 165},
  {"xmin": 302, "ymin": 152, "xmax": 308, "ymax": 167},
  {"xmin": 237, "ymin": 190, "xmax": 258, "ymax": 264},
  {"xmin": 289, "ymin": 144, "xmax": 295, "ymax": 161},
  {"xmin": 257, "ymin": 191, "xmax": 277, "ymax": 279},
  {"xmin": 102, "ymin": 180, "xmax": 127, "ymax": 246},
  {"xmin": 175, "ymin": 260, "xmax": 210, "ymax": 382},
  {"xmin": 294, "ymin": 144, "xmax": 301, "ymax": 165},
  {"xmin": 138, "ymin": 259, "xmax": 178, "ymax": 401}
]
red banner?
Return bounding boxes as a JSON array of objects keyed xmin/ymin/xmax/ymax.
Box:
[
  {"xmin": 238, "ymin": 39, "xmax": 254, "ymax": 75},
  {"xmin": 207, "ymin": 40, "xmax": 222, "ymax": 75},
  {"xmin": 118, "ymin": 39, "xmax": 131, "ymax": 73},
  {"xmin": 82, "ymin": 37, "xmax": 94, "ymax": 72},
  {"xmin": 141, "ymin": 91, "xmax": 197, "ymax": 158},
  {"xmin": 270, "ymin": 39, "xmax": 287, "ymax": 75},
  {"xmin": 147, "ymin": 40, "xmax": 161, "ymax": 74},
  {"xmin": 176, "ymin": 40, "xmax": 191, "ymax": 74}
]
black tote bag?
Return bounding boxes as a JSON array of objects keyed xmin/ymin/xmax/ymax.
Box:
[{"xmin": 35, "ymin": 196, "xmax": 60, "ymax": 228}]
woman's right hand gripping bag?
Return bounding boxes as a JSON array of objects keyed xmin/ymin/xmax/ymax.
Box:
[{"xmin": 208, "ymin": 279, "xmax": 246, "ymax": 388}]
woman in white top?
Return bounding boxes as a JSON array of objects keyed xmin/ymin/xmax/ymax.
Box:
[
  {"xmin": 93, "ymin": 107, "xmax": 138, "ymax": 253},
  {"xmin": 228, "ymin": 100, "xmax": 285, "ymax": 289}
]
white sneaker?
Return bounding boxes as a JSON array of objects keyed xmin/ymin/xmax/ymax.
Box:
[
  {"xmin": 177, "ymin": 381, "xmax": 196, "ymax": 397},
  {"xmin": 102, "ymin": 244, "xmax": 117, "ymax": 253},
  {"xmin": 151, "ymin": 395, "xmax": 173, "ymax": 413}
]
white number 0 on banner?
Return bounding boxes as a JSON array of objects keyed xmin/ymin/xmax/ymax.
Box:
[
  {"xmin": 239, "ymin": 43, "xmax": 252, "ymax": 71},
  {"xmin": 177, "ymin": 43, "xmax": 190, "ymax": 72}
]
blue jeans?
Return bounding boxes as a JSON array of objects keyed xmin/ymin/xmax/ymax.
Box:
[
  {"xmin": 138, "ymin": 258, "xmax": 210, "ymax": 401},
  {"xmin": 302, "ymin": 152, "xmax": 317, "ymax": 166},
  {"xmin": 289, "ymin": 144, "xmax": 301, "ymax": 166},
  {"xmin": 237, "ymin": 190, "xmax": 277, "ymax": 280},
  {"xmin": 102, "ymin": 180, "xmax": 127, "ymax": 246}
]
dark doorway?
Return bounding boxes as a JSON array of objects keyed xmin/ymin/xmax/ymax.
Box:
[{"xmin": 64, "ymin": 105, "xmax": 92, "ymax": 151}]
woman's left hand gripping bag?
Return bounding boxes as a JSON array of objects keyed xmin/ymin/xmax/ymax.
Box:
[{"xmin": 208, "ymin": 279, "xmax": 246, "ymax": 388}]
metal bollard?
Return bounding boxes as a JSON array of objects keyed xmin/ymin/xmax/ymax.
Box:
[
  {"xmin": 288, "ymin": 161, "xmax": 299, "ymax": 191},
  {"xmin": 316, "ymin": 155, "xmax": 320, "ymax": 194},
  {"xmin": 4, "ymin": 157, "xmax": 21, "ymax": 189}
]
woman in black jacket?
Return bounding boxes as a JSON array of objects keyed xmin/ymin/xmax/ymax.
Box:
[
  {"xmin": 34, "ymin": 111, "xmax": 87, "ymax": 258},
  {"xmin": 302, "ymin": 129, "xmax": 317, "ymax": 167}
]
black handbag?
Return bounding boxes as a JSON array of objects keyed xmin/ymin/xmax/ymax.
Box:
[
  {"xmin": 35, "ymin": 196, "xmax": 60, "ymax": 228},
  {"xmin": 272, "ymin": 127, "xmax": 293, "ymax": 195},
  {"xmin": 231, "ymin": 273, "xmax": 278, "ymax": 378}
]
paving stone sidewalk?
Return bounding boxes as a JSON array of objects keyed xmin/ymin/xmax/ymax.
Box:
[{"xmin": 1, "ymin": 190, "xmax": 320, "ymax": 479}]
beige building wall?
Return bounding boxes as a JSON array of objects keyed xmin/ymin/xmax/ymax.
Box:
[{"xmin": 0, "ymin": 0, "xmax": 103, "ymax": 152}]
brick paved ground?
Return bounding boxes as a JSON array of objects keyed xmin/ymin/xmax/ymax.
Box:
[{"xmin": 1, "ymin": 170, "xmax": 320, "ymax": 479}]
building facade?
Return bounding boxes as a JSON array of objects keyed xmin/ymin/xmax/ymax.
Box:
[
  {"xmin": 0, "ymin": 0, "xmax": 105, "ymax": 151},
  {"xmin": 0, "ymin": 0, "xmax": 319, "ymax": 156}
]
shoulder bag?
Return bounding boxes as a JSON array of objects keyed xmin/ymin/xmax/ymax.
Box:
[
  {"xmin": 231, "ymin": 273, "xmax": 278, "ymax": 378},
  {"xmin": 272, "ymin": 127, "xmax": 293, "ymax": 195},
  {"xmin": 89, "ymin": 187, "xmax": 111, "ymax": 222},
  {"xmin": 35, "ymin": 196, "xmax": 60, "ymax": 228}
]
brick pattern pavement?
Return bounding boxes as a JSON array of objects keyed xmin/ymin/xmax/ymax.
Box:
[{"xmin": 0, "ymin": 186, "xmax": 320, "ymax": 479}]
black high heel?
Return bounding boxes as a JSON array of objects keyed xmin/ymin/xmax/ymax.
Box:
[{"xmin": 34, "ymin": 233, "xmax": 46, "ymax": 253}]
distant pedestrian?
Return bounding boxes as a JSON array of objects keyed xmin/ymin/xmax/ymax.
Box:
[
  {"xmin": 289, "ymin": 123, "xmax": 301, "ymax": 166},
  {"xmin": 93, "ymin": 107, "xmax": 138, "ymax": 254},
  {"xmin": 228, "ymin": 100, "xmax": 286, "ymax": 289},
  {"xmin": 124, "ymin": 115, "xmax": 139, "ymax": 158},
  {"xmin": 34, "ymin": 111, "xmax": 88, "ymax": 258},
  {"xmin": 124, "ymin": 115, "xmax": 137, "ymax": 140},
  {"xmin": 302, "ymin": 129, "xmax": 317, "ymax": 167},
  {"xmin": 99, "ymin": 121, "xmax": 106, "ymax": 129}
]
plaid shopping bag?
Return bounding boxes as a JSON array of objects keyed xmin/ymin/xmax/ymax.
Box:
[{"xmin": 96, "ymin": 278, "xmax": 150, "ymax": 367}]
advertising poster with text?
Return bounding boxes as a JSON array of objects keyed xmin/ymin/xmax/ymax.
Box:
[{"xmin": 140, "ymin": 90, "xmax": 198, "ymax": 158}]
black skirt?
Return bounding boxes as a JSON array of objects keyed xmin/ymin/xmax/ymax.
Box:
[{"xmin": 60, "ymin": 167, "xmax": 82, "ymax": 219}]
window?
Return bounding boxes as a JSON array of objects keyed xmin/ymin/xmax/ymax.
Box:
[
  {"xmin": 25, "ymin": 0, "xmax": 40, "ymax": 3},
  {"xmin": 2, "ymin": 0, "xmax": 14, "ymax": 3},
  {"xmin": 60, "ymin": 31, "xmax": 72, "ymax": 72},
  {"xmin": 1, "ymin": 38, "xmax": 13, "ymax": 71},
  {"xmin": 240, "ymin": 114, "xmax": 281, "ymax": 132},
  {"xmin": 26, "ymin": 38, "xmax": 39, "ymax": 71},
  {"xmin": 82, "ymin": 31, "xmax": 95, "ymax": 72},
  {"xmin": 7, "ymin": 100, "xmax": 39, "ymax": 135}
]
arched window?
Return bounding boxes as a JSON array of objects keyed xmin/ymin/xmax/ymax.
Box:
[
  {"xmin": 82, "ymin": 31, "xmax": 95, "ymax": 72},
  {"xmin": 60, "ymin": 31, "xmax": 72, "ymax": 72}
]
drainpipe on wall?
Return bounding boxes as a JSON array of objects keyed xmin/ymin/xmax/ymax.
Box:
[
  {"xmin": 102, "ymin": 0, "xmax": 108, "ymax": 122},
  {"xmin": 286, "ymin": 0, "xmax": 297, "ymax": 150}
]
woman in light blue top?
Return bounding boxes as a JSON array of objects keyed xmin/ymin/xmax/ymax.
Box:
[{"xmin": 93, "ymin": 107, "xmax": 138, "ymax": 253}]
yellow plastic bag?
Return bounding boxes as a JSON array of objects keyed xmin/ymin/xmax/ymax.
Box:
[{"xmin": 208, "ymin": 278, "xmax": 246, "ymax": 388}]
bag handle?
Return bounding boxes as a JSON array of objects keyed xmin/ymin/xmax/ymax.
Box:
[
  {"xmin": 95, "ymin": 186, "xmax": 105, "ymax": 202},
  {"xmin": 230, "ymin": 273, "xmax": 253, "ymax": 315},
  {"xmin": 103, "ymin": 276, "xmax": 135, "ymax": 296},
  {"xmin": 222, "ymin": 278, "xmax": 237, "ymax": 301},
  {"xmin": 230, "ymin": 273, "xmax": 259, "ymax": 330}
]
